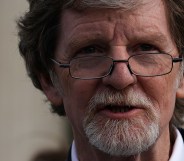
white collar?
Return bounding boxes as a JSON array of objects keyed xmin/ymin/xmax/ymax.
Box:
[
  {"xmin": 169, "ymin": 128, "xmax": 184, "ymax": 161},
  {"xmin": 71, "ymin": 128, "xmax": 184, "ymax": 161},
  {"xmin": 71, "ymin": 141, "xmax": 79, "ymax": 161}
]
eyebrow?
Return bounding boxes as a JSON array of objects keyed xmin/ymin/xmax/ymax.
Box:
[
  {"xmin": 65, "ymin": 32, "xmax": 108, "ymax": 54},
  {"xmin": 132, "ymin": 32, "xmax": 168, "ymax": 44},
  {"xmin": 64, "ymin": 28, "xmax": 171, "ymax": 57},
  {"xmin": 126, "ymin": 29, "xmax": 173, "ymax": 53}
]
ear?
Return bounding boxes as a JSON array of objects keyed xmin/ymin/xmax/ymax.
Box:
[
  {"xmin": 176, "ymin": 76, "xmax": 184, "ymax": 98},
  {"xmin": 39, "ymin": 74, "xmax": 63, "ymax": 106}
]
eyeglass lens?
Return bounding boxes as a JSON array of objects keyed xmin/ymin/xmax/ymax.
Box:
[{"xmin": 69, "ymin": 54, "xmax": 173, "ymax": 79}]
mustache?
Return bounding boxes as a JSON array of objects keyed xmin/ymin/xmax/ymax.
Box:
[{"xmin": 88, "ymin": 88, "xmax": 155, "ymax": 111}]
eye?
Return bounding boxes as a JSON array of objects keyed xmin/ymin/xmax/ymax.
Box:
[
  {"xmin": 140, "ymin": 44, "xmax": 156, "ymax": 51},
  {"xmin": 133, "ymin": 44, "xmax": 160, "ymax": 54},
  {"xmin": 83, "ymin": 45, "xmax": 98, "ymax": 54},
  {"xmin": 76, "ymin": 45, "xmax": 105, "ymax": 56}
]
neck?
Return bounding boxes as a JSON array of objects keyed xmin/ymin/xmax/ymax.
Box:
[{"xmin": 73, "ymin": 126, "xmax": 174, "ymax": 161}]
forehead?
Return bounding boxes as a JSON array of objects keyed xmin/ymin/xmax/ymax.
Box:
[
  {"xmin": 61, "ymin": 0, "xmax": 167, "ymax": 29},
  {"xmin": 56, "ymin": 0, "xmax": 175, "ymax": 57}
]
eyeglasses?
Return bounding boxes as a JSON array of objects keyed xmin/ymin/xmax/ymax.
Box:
[{"xmin": 51, "ymin": 53, "xmax": 183, "ymax": 80}]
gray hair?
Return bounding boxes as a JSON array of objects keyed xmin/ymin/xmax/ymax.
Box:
[{"xmin": 64, "ymin": 0, "xmax": 141, "ymax": 9}]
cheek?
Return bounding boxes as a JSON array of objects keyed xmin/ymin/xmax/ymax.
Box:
[
  {"xmin": 157, "ymin": 79, "xmax": 176, "ymax": 126},
  {"xmin": 63, "ymin": 79, "xmax": 100, "ymax": 131},
  {"xmin": 139, "ymin": 75, "xmax": 177, "ymax": 128}
]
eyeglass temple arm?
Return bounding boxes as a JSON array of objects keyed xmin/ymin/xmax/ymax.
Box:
[
  {"xmin": 51, "ymin": 59, "xmax": 70, "ymax": 68},
  {"xmin": 172, "ymin": 57, "xmax": 183, "ymax": 63}
]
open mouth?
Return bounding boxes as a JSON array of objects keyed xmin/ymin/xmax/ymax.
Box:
[
  {"xmin": 105, "ymin": 105, "xmax": 135, "ymax": 113},
  {"xmin": 96, "ymin": 104, "xmax": 142, "ymax": 119}
]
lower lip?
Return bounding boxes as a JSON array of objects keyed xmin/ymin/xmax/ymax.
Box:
[{"xmin": 99, "ymin": 108, "xmax": 144, "ymax": 120}]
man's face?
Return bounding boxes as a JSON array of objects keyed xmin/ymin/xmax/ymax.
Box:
[{"xmin": 51, "ymin": 0, "xmax": 182, "ymax": 156}]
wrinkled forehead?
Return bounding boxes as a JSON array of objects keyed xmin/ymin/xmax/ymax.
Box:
[
  {"xmin": 60, "ymin": 0, "xmax": 167, "ymax": 31},
  {"xmin": 57, "ymin": 0, "xmax": 173, "ymax": 56},
  {"xmin": 62, "ymin": 0, "xmax": 167, "ymax": 23}
]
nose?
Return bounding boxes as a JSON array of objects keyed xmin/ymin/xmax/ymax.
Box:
[{"xmin": 102, "ymin": 60, "xmax": 137, "ymax": 90}]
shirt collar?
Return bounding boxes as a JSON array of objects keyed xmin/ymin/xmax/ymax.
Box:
[
  {"xmin": 71, "ymin": 141, "xmax": 79, "ymax": 161},
  {"xmin": 169, "ymin": 128, "xmax": 184, "ymax": 161}
]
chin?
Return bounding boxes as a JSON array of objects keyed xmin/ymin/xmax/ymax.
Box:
[{"xmin": 83, "ymin": 110, "xmax": 160, "ymax": 156}]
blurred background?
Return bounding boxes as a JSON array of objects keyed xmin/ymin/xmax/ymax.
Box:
[{"xmin": 0, "ymin": 0, "xmax": 72, "ymax": 161}]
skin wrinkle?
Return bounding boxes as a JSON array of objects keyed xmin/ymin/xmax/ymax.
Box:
[{"xmin": 59, "ymin": 8, "xmax": 175, "ymax": 61}]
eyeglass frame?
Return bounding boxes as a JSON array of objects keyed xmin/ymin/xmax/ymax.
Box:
[{"xmin": 51, "ymin": 53, "xmax": 183, "ymax": 80}]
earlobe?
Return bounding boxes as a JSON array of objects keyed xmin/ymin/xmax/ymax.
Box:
[
  {"xmin": 39, "ymin": 74, "xmax": 63, "ymax": 106},
  {"xmin": 176, "ymin": 77, "xmax": 184, "ymax": 98}
]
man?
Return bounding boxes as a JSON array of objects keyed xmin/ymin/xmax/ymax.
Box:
[{"xmin": 17, "ymin": 0, "xmax": 184, "ymax": 160}]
